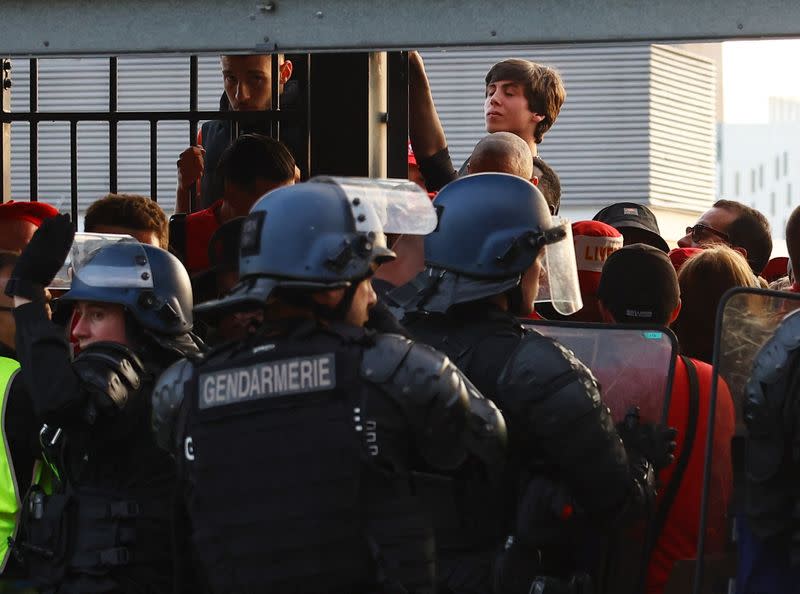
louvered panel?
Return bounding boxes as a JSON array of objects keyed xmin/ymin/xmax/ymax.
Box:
[
  {"xmin": 422, "ymin": 44, "xmax": 654, "ymax": 206},
  {"xmin": 9, "ymin": 54, "xmax": 223, "ymax": 217},
  {"xmin": 649, "ymin": 45, "xmax": 716, "ymax": 210}
]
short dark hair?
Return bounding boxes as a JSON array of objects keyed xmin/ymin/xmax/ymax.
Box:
[
  {"xmin": 485, "ymin": 59, "xmax": 566, "ymax": 144},
  {"xmin": 532, "ymin": 156, "xmax": 561, "ymax": 215},
  {"xmin": 218, "ymin": 134, "xmax": 295, "ymax": 190},
  {"xmin": 713, "ymin": 199, "xmax": 772, "ymax": 275},
  {"xmin": 786, "ymin": 204, "xmax": 800, "ymax": 276},
  {"xmin": 85, "ymin": 194, "xmax": 169, "ymax": 248}
]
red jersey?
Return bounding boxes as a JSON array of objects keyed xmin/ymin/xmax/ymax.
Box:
[
  {"xmin": 184, "ymin": 200, "xmax": 223, "ymax": 274},
  {"xmin": 646, "ymin": 356, "xmax": 735, "ymax": 593}
]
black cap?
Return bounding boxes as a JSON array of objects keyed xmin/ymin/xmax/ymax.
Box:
[
  {"xmin": 593, "ymin": 202, "xmax": 670, "ymax": 253},
  {"xmin": 597, "ymin": 243, "xmax": 679, "ymax": 325}
]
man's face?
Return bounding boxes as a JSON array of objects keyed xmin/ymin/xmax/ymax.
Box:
[
  {"xmin": 344, "ymin": 278, "xmax": 378, "ymax": 327},
  {"xmin": 88, "ymin": 224, "xmax": 161, "ymax": 248},
  {"xmin": 484, "ymin": 80, "xmax": 542, "ymax": 138},
  {"xmin": 677, "ymin": 206, "xmax": 737, "ymax": 249},
  {"xmin": 71, "ymin": 301, "xmax": 128, "ymax": 350},
  {"xmin": 221, "ymin": 55, "xmax": 291, "ymax": 112}
]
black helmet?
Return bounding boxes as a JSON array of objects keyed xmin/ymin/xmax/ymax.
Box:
[
  {"xmin": 393, "ymin": 173, "xmax": 581, "ymax": 315},
  {"xmin": 196, "ymin": 181, "xmax": 397, "ymax": 314},
  {"xmin": 61, "ymin": 242, "xmax": 193, "ymax": 336}
]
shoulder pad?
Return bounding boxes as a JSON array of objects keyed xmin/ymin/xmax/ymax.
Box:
[
  {"xmin": 72, "ymin": 341, "xmax": 145, "ymax": 410},
  {"xmin": 152, "ymin": 358, "xmax": 195, "ymax": 453},
  {"xmin": 498, "ymin": 332, "xmax": 602, "ymax": 429},
  {"xmin": 360, "ymin": 333, "xmax": 415, "ymax": 383},
  {"xmin": 364, "ymin": 334, "xmax": 506, "ymax": 471}
]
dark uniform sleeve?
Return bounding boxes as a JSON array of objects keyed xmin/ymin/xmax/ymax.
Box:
[
  {"xmin": 14, "ymin": 301, "xmax": 90, "ymax": 428},
  {"xmin": 416, "ymin": 147, "xmax": 458, "ymax": 193},
  {"xmin": 497, "ymin": 332, "xmax": 648, "ymax": 519}
]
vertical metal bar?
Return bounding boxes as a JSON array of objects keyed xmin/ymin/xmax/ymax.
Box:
[
  {"xmin": 386, "ymin": 51, "xmax": 409, "ymax": 179},
  {"xmin": 29, "ymin": 58, "xmax": 38, "ymax": 201},
  {"xmin": 271, "ymin": 53, "xmax": 280, "ymax": 139},
  {"xmin": 70, "ymin": 120, "xmax": 78, "ymax": 223},
  {"xmin": 150, "ymin": 120, "xmax": 157, "ymax": 202},
  {"xmin": 188, "ymin": 55, "xmax": 198, "ymax": 212},
  {"xmin": 367, "ymin": 52, "xmax": 387, "ymax": 179},
  {"xmin": 109, "ymin": 57, "xmax": 118, "ymax": 193},
  {"xmin": 1, "ymin": 59, "xmax": 11, "ymax": 203}
]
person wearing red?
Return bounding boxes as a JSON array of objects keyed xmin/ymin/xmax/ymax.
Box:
[
  {"xmin": 597, "ymin": 244, "xmax": 736, "ymax": 594},
  {"xmin": 784, "ymin": 204, "xmax": 800, "ymax": 293},
  {"xmin": 0, "ymin": 200, "xmax": 59, "ymax": 253},
  {"xmin": 668, "ymin": 247, "xmax": 703, "ymax": 274},
  {"xmin": 175, "ymin": 133, "xmax": 295, "ymax": 275}
]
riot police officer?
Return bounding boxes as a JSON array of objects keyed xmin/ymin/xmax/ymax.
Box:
[
  {"xmin": 152, "ymin": 181, "xmax": 506, "ymax": 594},
  {"xmin": 390, "ymin": 173, "xmax": 667, "ymax": 594},
  {"xmin": 6, "ymin": 215, "xmax": 200, "ymax": 593}
]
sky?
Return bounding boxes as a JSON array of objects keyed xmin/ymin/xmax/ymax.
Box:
[{"xmin": 723, "ymin": 39, "xmax": 800, "ymax": 124}]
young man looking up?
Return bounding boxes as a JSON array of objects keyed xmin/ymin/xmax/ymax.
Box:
[
  {"xmin": 175, "ymin": 54, "xmax": 294, "ymax": 213},
  {"xmin": 409, "ymin": 51, "xmax": 566, "ymax": 192}
]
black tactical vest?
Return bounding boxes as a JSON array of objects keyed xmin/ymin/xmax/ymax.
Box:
[{"xmin": 179, "ymin": 329, "xmax": 436, "ymax": 593}]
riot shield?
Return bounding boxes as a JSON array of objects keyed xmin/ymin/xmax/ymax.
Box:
[
  {"xmin": 525, "ymin": 320, "xmax": 678, "ymax": 594},
  {"xmin": 526, "ymin": 321, "xmax": 677, "ymax": 424},
  {"xmin": 689, "ymin": 288, "xmax": 800, "ymax": 594}
]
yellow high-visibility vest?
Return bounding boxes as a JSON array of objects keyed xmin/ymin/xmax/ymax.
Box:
[{"xmin": 0, "ymin": 357, "xmax": 21, "ymax": 573}]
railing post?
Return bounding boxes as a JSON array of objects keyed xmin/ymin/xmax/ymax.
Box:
[
  {"xmin": 1, "ymin": 59, "xmax": 11, "ymax": 202},
  {"xmin": 368, "ymin": 52, "xmax": 387, "ymax": 179}
]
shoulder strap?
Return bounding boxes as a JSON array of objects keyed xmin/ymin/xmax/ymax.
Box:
[{"xmin": 644, "ymin": 355, "xmax": 700, "ymax": 566}]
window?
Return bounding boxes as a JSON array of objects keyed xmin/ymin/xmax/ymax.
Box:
[
  {"xmin": 784, "ymin": 151, "xmax": 789, "ymax": 176},
  {"xmin": 759, "ymin": 165, "xmax": 764, "ymax": 190},
  {"xmin": 751, "ymin": 169, "xmax": 757, "ymax": 193},
  {"xmin": 788, "ymin": 183, "xmax": 793, "ymax": 207},
  {"xmin": 770, "ymin": 192, "xmax": 776, "ymax": 216},
  {"xmin": 735, "ymin": 172, "xmax": 740, "ymax": 196},
  {"xmin": 776, "ymin": 156, "xmax": 781, "ymax": 180}
]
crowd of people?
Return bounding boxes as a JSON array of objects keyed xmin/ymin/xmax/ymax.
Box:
[{"xmin": 0, "ymin": 51, "xmax": 796, "ymax": 594}]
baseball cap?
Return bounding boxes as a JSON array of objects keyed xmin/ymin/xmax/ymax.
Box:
[
  {"xmin": 0, "ymin": 200, "xmax": 59, "ymax": 226},
  {"xmin": 593, "ymin": 202, "xmax": 669, "ymax": 253},
  {"xmin": 598, "ymin": 243, "xmax": 680, "ymax": 324},
  {"xmin": 572, "ymin": 220, "xmax": 623, "ymax": 298},
  {"xmin": 668, "ymin": 247, "xmax": 703, "ymax": 273}
]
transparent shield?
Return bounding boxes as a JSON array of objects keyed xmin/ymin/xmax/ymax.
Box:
[
  {"xmin": 692, "ymin": 288, "xmax": 800, "ymax": 594},
  {"xmin": 525, "ymin": 321, "xmax": 677, "ymax": 424},
  {"xmin": 535, "ymin": 219, "xmax": 583, "ymax": 316},
  {"xmin": 71, "ymin": 237, "xmax": 154, "ymax": 289},
  {"xmin": 49, "ymin": 233, "xmax": 140, "ymax": 290},
  {"xmin": 311, "ymin": 176, "xmax": 437, "ymax": 235}
]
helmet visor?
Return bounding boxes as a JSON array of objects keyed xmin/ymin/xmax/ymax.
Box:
[
  {"xmin": 49, "ymin": 233, "xmax": 143, "ymax": 290},
  {"xmin": 535, "ymin": 218, "xmax": 583, "ymax": 315},
  {"xmin": 311, "ymin": 176, "xmax": 437, "ymax": 235},
  {"xmin": 70, "ymin": 237, "xmax": 154, "ymax": 290}
]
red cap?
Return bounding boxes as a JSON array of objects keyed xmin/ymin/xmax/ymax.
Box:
[
  {"xmin": 407, "ymin": 141, "xmax": 418, "ymax": 167},
  {"xmin": 572, "ymin": 221, "xmax": 623, "ymax": 297},
  {"xmin": 668, "ymin": 247, "xmax": 703, "ymax": 273},
  {"xmin": 0, "ymin": 200, "xmax": 59, "ymax": 227},
  {"xmin": 762, "ymin": 256, "xmax": 789, "ymax": 283}
]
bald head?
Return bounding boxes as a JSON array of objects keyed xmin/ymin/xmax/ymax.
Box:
[{"xmin": 468, "ymin": 132, "xmax": 533, "ymax": 179}]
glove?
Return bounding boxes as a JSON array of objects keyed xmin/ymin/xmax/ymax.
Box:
[
  {"xmin": 616, "ymin": 406, "xmax": 678, "ymax": 472},
  {"xmin": 5, "ymin": 213, "xmax": 74, "ymax": 301}
]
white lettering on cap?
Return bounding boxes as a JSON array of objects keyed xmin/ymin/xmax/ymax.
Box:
[{"xmin": 574, "ymin": 235, "xmax": 624, "ymax": 273}]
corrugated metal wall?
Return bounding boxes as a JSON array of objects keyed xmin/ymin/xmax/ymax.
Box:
[
  {"xmin": 648, "ymin": 45, "xmax": 716, "ymax": 210},
  {"xmin": 6, "ymin": 45, "xmax": 715, "ymax": 217},
  {"xmin": 9, "ymin": 55, "xmax": 222, "ymax": 215},
  {"xmin": 422, "ymin": 43, "xmax": 715, "ymax": 211}
]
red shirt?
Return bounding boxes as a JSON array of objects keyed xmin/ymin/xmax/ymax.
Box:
[
  {"xmin": 184, "ymin": 200, "xmax": 223, "ymax": 274},
  {"xmin": 646, "ymin": 356, "xmax": 735, "ymax": 593}
]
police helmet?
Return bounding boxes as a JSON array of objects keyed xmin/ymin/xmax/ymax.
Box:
[
  {"xmin": 60, "ymin": 242, "xmax": 193, "ymax": 336},
  {"xmin": 196, "ymin": 181, "xmax": 396, "ymax": 314},
  {"xmin": 394, "ymin": 173, "xmax": 581, "ymax": 315}
]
